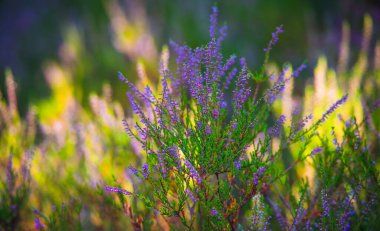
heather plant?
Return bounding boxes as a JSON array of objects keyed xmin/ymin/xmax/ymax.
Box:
[
  {"xmin": 264, "ymin": 15, "xmax": 380, "ymax": 230},
  {"xmin": 32, "ymin": 200, "xmax": 83, "ymax": 231},
  {"xmin": 314, "ymin": 117, "xmax": 380, "ymax": 230},
  {"xmin": 268, "ymin": 115, "xmax": 379, "ymax": 231},
  {"xmin": 0, "ymin": 70, "xmax": 35, "ymax": 230},
  {"xmin": 0, "ymin": 5, "xmax": 378, "ymax": 231},
  {"xmin": 108, "ymin": 7, "xmax": 361, "ymax": 230},
  {"xmin": 0, "ymin": 66, "xmax": 136, "ymax": 229},
  {"xmin": 0, "ymin": 153, "xmax": 32, "ymax": 230}
]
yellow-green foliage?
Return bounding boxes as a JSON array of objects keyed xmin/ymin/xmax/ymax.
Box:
[
  {"xmin": 0, "ymin": 65, "xmax": 135, "ymax": 229},
  {"xmin": 269, "ymin": 14, "xmax": 380, "ymax": 190}
]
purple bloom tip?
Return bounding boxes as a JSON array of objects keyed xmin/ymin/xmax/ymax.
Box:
[
  {"xmin": 34, "ymin": 217, "xmax": 46, "ymax": 230},
  {"xmin": 128, "ymin": 166, "xmax": 139, "ymax": 175},
  {"xmin": 104, "ymin": 185, "xmax": 132, "ymax": 196},
  {"xmin": 211, "ymin": 208, "xmax": 218, "ymax": 216},
  {"xmin": 310, "ymin": 147, "xmax": 323, "ymax": 157},
  {"xmin": 118, "ymin": 72, "xmax": 125, "ymax": 81},
  {"xmin": 142, "ymin": 163, "xmax": 150, "ymax": 179},
  {"xmin": 234, "ymin": 160, "xmax": 241, "ymax": 170}
]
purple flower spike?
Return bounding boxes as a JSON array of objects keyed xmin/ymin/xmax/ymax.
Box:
[
  {"xmin": 128, "ymin": 166, "xmax": 139, "ymax": 176},
  {"xmin": 104, "ymin": 185, "xmax": 132, "ymax": 196},
  {"xmin": 212, "ymin": 109, "xmax": 220, "ymax": 119},
  {"xmin": 264, "ymin": 25, "xmax": 284, "ymax": 52},
  {"xmin": 184, "ymin": 160, "xmax": 202, "ymax": 184},
  {"xmin": 234, "ymin": 160, "xmax": 242, "ymax": 170},
  {"xmin": 265, "ymin": 79, "xmax": 286, "ymax": 104},
  {"xmin": 232, "ymin": 65, "xmax": 251, "ymax": 111},
  {"xmin": 257, "ymin": 167, "xmax": 266, "ymax": 176},
  {"xmin": 206, "ymin": 126, "xmax": 211, "ymax": 135},
  {"xmin": 209, "ymin": 7, "xmax": 218, "ymax": 38},
  {"xmin": 34, "ymin": 217, "xmax": 46, "ymax": 230},
  {"xmin": 142, "ymin": 163, "xmax": 149, "ymax": 179},
  {"xmin": 292, "ymin": 63, "xmax": 307, "ymax": 78},
  {"xmin": 253, "ymin": 166, "xmax": 266, "ymax": 185},
  {"xmin": 339, "ymin": 196, "xmax": 355, "ymax": 231},
  {"xmin": 310, "ymin": 147, "xmax": 323, "ymax": 157},
  {"xmin": 321, "ymin": 189, "xmax": 330, "ymax": 217},
  {"xmin": 317, "ymin": 94, "xmax": 348, "ymax": 125},
  {"xmin": 167, "ymin": 146, "xmax": 182, "ymax": 171},
  {"xmin": 268, "ymin": 115, "xmax": 286, "ymax": 137},
  {"xmin": 186, "ymin": 189, "xmax": 197, "ymax": 203}
]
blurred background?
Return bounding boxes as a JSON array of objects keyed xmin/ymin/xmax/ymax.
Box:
[
  {"xmin": 1, "ymin": 0, "xmax": 380, "ymax": 229},
  {"xmin": 1, "ymin": 0, "xmax": 380, "ymax": 114}
]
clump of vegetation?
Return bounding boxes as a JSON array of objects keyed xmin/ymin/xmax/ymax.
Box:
[
  {"xmin": 107, "ymin": 7, "xmax": 379, "ymax": 230},
  {"xmin": 0, "ymin": 6, "xmax": 379, "ymax": 231}
]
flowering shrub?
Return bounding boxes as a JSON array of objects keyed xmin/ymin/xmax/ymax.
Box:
[
  {"xmin": 0, "ymin": 6, "xmax": 378, "ymax": 231},
  {"xmin": 0, "ymin": 154, "xmax": 31, "ymax": 230},
  {"xmin": 107, "ymin": 7, "xmax": 378, "ymax": 230}
]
